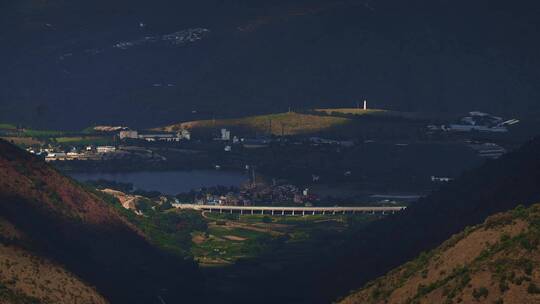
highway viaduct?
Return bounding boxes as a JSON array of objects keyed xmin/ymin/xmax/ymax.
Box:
[{"xmin": 174, "ymin": 204, "xmax": 406, "ymax": 216}]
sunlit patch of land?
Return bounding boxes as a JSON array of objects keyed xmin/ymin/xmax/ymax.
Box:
[
  {"xmin": 55, "ymin": 136, "xmax": 113, "ymax": 146},
  {"xmin": 162, "ymin": 112, "xmax": 352, "ymax": 136},
  {"xmin": 0, "ymin": 123, "xmax": 16, "ymax": 130},
  {"xmin": 314, "ymin": 108, "xmax": 388, "ymax": 115}
]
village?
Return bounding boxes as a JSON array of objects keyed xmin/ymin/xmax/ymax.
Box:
[
  {"xmin": 0, "ymin": 108, "xmax": 521, "ymax": 209},
  {"xmin": 186, "ymin": 180, "xmax": 319, "ymax": 207},
  {"xmin": 22, "ymin": 123, "xmax": 360, "ymax": 163},
  {"xmin": 2, "ymin": 105, "xmax": 518, "ymax": 165}
]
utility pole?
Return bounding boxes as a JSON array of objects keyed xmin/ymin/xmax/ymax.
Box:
[{"xmin": 251, "ymin": 166, "xmax": 256, "ymax": 186}]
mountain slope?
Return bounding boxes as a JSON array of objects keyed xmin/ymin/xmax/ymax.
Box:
[
  {"xmin": 340, "ymin": 204, "xmax": 540, "ymax": 304},
  {"xmin": 0, "ymin": 139, "xmax": 202, "ymax": 303}
]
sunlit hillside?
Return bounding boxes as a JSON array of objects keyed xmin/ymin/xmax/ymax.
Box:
[
  {"xmin": 340, "ymin": 204, "xmax": 540, "ymax": 304},
  {"xmin": 162, "ymin": 112, "xmax": 352, "ymax": 136}
]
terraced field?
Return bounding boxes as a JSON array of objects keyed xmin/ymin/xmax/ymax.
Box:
[{"xmin": 191, "ymin": 213, "xmax": 368, "ymax": 266}]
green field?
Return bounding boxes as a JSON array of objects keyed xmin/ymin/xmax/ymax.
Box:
[
  {"xmin": 191, "ymin": 212, "xmax": 377, "ymax": 265},
  {"xmin": 55, "ymin": 136, "xmax": 113, "ymax": 146},
  {"xmin": 0, "ymin": 123, "xmax": 17, "ymax": 130},
  {"xmin": 192, "ymin": 225, "xmax": 276, "ymax": 264},
  {"xmin": 0, "ymin": 124, "xmax": 114, "ymax": 147},
  {"xmin": 20, "ymin": 129, "xmax": 68, "ymax": 137}
]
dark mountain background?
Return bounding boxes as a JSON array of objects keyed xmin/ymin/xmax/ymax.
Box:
[{"xmin": 1, "ymin": 0, "xmax": 539, "ymax": 129}]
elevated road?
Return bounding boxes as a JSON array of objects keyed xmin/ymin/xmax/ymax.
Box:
[{"xmin": 174, "ymin": 204, "xmax": 406, "ymax": 216}]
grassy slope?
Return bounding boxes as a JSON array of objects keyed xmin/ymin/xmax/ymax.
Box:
[
  {"xmin": 55, "ymin": 136, "xmax": 113, "ymax": 146},
  {"xmin": 340, "ymin": 204, "xmax": 540, "ymax": 304},
  {"xmin": 0, "ymin": 124, "xmax": 16, "ymax": 130},
  {"xmin": 162, "ymin": 112, "xmax": 352, "ymax": 135}
]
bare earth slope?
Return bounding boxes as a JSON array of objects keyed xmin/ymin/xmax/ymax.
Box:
[
  {"xmin": 340, "ymin": 204, "xmax": 540, "ymax": 304},
  {"xmin": 0, "ymin": 140, "xmax": 202, "ymax": 303}
]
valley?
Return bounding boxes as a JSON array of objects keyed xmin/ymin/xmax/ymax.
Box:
[
  {"xmin": 2, "ymin": 1, "xmax": 540, "ymax": 303},
  {"xmin": 2, "ymin": 107, "xmax": 526, "ymax": 205},
  {"xmin": 2, "ymin": 112, "xmax": 540, "ymax": 303}
]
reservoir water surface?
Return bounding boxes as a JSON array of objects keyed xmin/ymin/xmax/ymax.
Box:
[{"xmin": 70, "ymin": 170, "xmax": 248, "ymax": 194}]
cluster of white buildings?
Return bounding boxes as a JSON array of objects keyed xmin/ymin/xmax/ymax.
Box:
[
  {"xmin": 119, "ymin": 129, "xmax": 191, "ymax": 142},
  {"xmin": 38, "ymin": 145, "xmax": 118, "ymax": 162}
]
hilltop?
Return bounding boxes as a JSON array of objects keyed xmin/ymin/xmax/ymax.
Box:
[
  {"xmin": 0, "ymin": 139, "xmax": 202, "ymax": 303},
  {"xmin": 314, "ymin": 108, "xmax": 387, "ymax": 116},
  {"xmin": 160, "ymin": 109, "xmax": 428, "ymax": 140},
  {"xmin": 340, "ymin": 203, "xmax": 540, "ymax": 304},
  {"xmin": 162, "ymin": 112, "xmax": 352, "ymax": 136}
]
